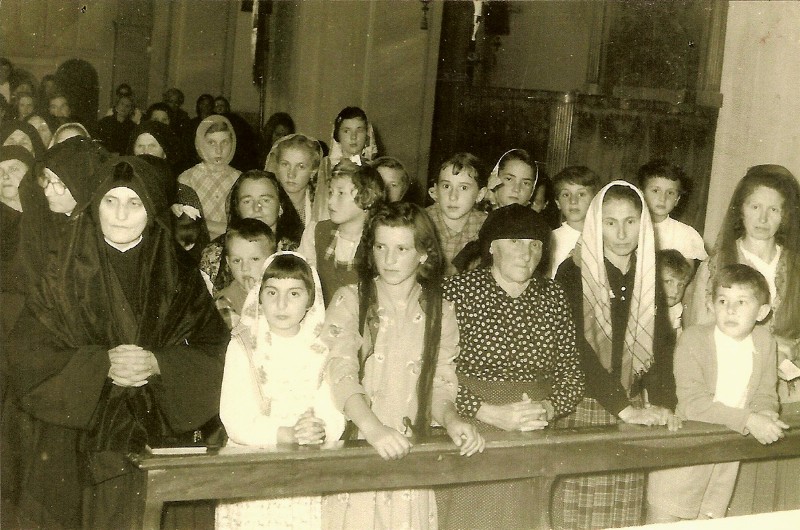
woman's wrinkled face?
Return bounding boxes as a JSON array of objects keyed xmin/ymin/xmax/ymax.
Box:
[
  {"xmin": 741, "ymin": 185, "xmax": 784, "ymax": 243},
  {"xmin": 0, "ymin": 159, "xmax": 28, "ymax": 201},
  {"xmin": 99, "ymin": 186, "xmax": 148, "ymax": 244},
  {"xmin": 203, "ymin": 131, "xmax": 232, "ymax": 165},
  {"xmin": 602, "ymin": 197, "xmax": 641, "ymax": 261},
  {"xmin": 491, "ymin": 238, "xmax": 542, "ymax": 284},
  {"xmin": 237, "ymin": 178, "xmax": 280, "ymax": 228},
  {"xmin": 133, "ymin": 133, "xmax": 166, "ymax": 158},
  {"xmin": 39, "ymin": 167, "xmax": 77, "ymax": 214},
  {"xmin": 3, "ymin": 129, "xmax": 34, "ymax": 155}
]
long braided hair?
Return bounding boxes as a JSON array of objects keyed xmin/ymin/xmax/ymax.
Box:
[{"xmin": 357, "ymin": 202, "xmax": 445, "ymax": 437}]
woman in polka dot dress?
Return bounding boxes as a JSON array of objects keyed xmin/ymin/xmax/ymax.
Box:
[{"xmin": 437, "ymin": 204, "xmax": 585, "ymax": 529}]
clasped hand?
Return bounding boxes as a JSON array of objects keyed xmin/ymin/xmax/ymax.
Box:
[
  {"xmin": 476, "ymin": 393, "xmax": 548, "ymax": 432},
  {"xmin": 108, "ymin": 344, "xmax": 159, "ymax": 387},
  {"xmin": 618, "ymin": 405, "xmax": 682, "ymax": 431},
  {"xmin": 746, "ymin": 411, "xmax": 789, "ymax": 445},
  {"xmin": 294, "ymin": 408, "xmax": 326, "ymax": 445}
]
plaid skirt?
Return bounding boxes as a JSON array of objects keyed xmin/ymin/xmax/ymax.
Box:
[{"xmin": 551, "ymin": 397, "xmax": 644, "ymax": 529}]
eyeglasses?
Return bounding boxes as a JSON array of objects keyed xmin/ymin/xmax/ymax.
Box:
[{"xmin": 37, "ymin": 173, "xmax": 67, "ymax": 195}]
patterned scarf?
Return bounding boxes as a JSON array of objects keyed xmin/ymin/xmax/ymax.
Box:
[
  {"xmin": 580, "ymin": 181, "xmax": 657, "ymax": 395},
  {"xmin": 232, "ymin": 251, "xmax": 329, "ymax": 409}
]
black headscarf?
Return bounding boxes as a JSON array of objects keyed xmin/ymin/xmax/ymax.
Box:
[
  {"xmin": 128, "ymin": 120, "xmax": 183, "ymax": 172},
  {"xmin": 9, "ymin": 156, "xmax": 228, "ymax": 481},
  {"xmin": 452, "ymin": 203, "xmax": 552, "ymax": 273}
]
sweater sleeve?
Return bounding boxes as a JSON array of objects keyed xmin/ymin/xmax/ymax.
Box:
[{"xmin": 749, "ymin": 328, "xmax": 780, "ymax": 415}]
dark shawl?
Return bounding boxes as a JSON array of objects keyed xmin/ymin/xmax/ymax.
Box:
[
  {"xmin": 128, "ymin": 120, "xmax": 184, "ymax": 174},
  {"xmin": 0, "ymin": 119, "xmax": 46, "ymax": 160},
  {"xmin": 8, "ymin": 156, "xmax": 228, "ymax": 481},
  {"xmin": 18, "ymin": 136, "xmax": 110, "ymax": 289}
]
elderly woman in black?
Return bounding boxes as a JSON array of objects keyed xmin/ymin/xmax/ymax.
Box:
[
  {"xmin": 5, "ymin": 157, "xmax": 228, "ymax": 528},
  {"xmin": 438, "ymin": 204, "xmax": 585, "ymax": 529}
]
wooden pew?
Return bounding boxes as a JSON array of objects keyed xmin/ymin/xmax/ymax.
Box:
[{"xmin": 131, "ymin": 413, "xmax": 800, "ymax": 529}]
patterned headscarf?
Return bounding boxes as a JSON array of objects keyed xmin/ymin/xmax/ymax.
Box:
[
  {"xmin": 233, "ymin": 251, "xmax": 329, "ymax": 405},
  {"xmin": 580, "ymin": 180, "xmax": 657, "ymax": 394}
]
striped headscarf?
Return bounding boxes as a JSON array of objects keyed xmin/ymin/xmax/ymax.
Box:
[{"xmin": 580, "ymin": 180, "xmax": 656, "ymax": 395}]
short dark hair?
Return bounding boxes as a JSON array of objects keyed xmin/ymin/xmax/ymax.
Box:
[
  {"xmin": 371, "ymin": 156, "xmax": 411, "ymax": 188},
  {"xmin": 552, "ymin": 166, "xmax": 600, "ymax": 195},
  {"xmin": 224, "ymin": 217, "xmax": 276, "ymax": 252},
  {"xmin": 437, "ymin": 152, "xmax": 486, "ymax": 188},
  {"xmin": 333, "ymin": 106, "xmax": 368, "ymax": 142},
  {"xmin": 638, "ymin": 159, "xmax": 686, "ymax": 193},
  {"xmin": 330, "ymin": 159, "xmax": 385, "ymax": 210},
  {"xmin": 260, "ymin": 253, "xmax": 315, "ymax": 308},
  {"xmin": 656, "ymin": 249, "xmax": 693, "ymax": 281},
  {"xmin": 712, "ymin": 263, "xmax": 770, "ymax": 305}
]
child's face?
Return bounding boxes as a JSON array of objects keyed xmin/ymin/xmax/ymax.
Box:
[
  {"xmin": 555, "ymin": 183, "xmax": 594, "ymax": 225},
  {"xmin": 377, "ymin": 166, "xmax": 408, "ymax": 202},
  {"xmin": 495, "ymin": 160, "xmax": 535, "ymax": 207},
  {"xmin": 237, "ymin": 179, "xmax": 280, "ymax": 228},
  {"xmin": 226, "ymin": 236, "xmax": 273, "ymax": 292},
  {"xmin": 204, "ymin": 131, "xmax": 232, "ymax": 165},
  {"xmin": 712, "ymin": 284, "xmax": 770, "ymax": 341},
  {"xmin": 429, "ymin": 165, "xmax": 486, "ymax": 221},
  {"xmin": 601, "ymin": 198, "xmax": 641, "ymax": 262},
  {"xmin": 660, "ymin": 268, "xmax": 689, "ymax": 307},
  {"xmin": 260, "ymin": 278, "xmax": 310, "ymax": 337},
  {"xmin": 642, "ymin": 177, "xmax": 681, "ymax": 222},
  {"xmin": 328, "ymin": 177, "xmax": 364, "ymax": 226},
  {"xmin": 531, "ymin": 185, "xmax": 548, "ymax": 213},
  {"xmin": 741, "ymin": 185, "xmax": 784, "ymax": 242},
  {"xmin": 276, "ymin": 146, "xmax": 315, "ymax": 196},
  {"xmin": 372, "ymin": 225, "xmax": 426, "ymax": 287},
  {"xmin": 338, "ymin": 117, "xmax": 368, "ymax": 158}
]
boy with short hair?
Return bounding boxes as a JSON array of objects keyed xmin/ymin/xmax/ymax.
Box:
[
  {"xmin": 638, "ymin": 160, "xmax": 707, "ymax": 265},
  {"xmin": 426, "ymin": 152, "xmax": 487, "ymax": 276},
  {"xmin": 646, "ymin": 263, "xmax": 787, "ymax": 522},
  {"xmin": 657, "ymin": 249, "xmax": 694, "ymax": 335},
  {"xmin": 214, "ymin": 218, "xmax": 276, "ymax": 329},
  {"xmin": 298, "ymin": 159, "xmax": 385, "ymax": 305},
  {"xmin": 549, "ymin": 166, "xmax": 600, "ymax": 278}
]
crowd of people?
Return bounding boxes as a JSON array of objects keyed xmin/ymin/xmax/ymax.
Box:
[{"xmin": 1, "ymin": 58, "xmax": 800, "ymax": 530}]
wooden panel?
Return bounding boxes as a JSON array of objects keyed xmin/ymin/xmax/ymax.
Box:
[{"xmin": 133, "ymin": 414, "xmax": 800, "ymax": 529}]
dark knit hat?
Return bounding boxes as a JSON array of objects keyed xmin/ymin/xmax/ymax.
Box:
[{"xmin": 478, "ymin": 203, "xmax": 551, "ymax": 266}]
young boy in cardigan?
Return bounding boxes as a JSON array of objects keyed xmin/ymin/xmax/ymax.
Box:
[{"xmin": 646, "ymin": 263, "xmax": 788, "ymax": 522}]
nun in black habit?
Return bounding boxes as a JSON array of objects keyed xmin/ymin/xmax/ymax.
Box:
[{"xmin": 5, "ymin": 156, "xmax": 229, "ymax": 529}]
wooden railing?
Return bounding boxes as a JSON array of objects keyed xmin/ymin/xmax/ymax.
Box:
[{"xmin": 131, "ymin": 413, "xmax": 800, "ymax": 529}]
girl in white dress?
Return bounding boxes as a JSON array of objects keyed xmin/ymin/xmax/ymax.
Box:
[{"xmin": 216, "ymin": 251, "xmax": 345, "ymax": 530}]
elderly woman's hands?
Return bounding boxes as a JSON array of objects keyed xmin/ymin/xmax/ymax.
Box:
[
  {"xmin": 475, "ymin": 394, "xmax": 550, "ymax": 432},
  {"xmin": 108, "ymin": 345, "xmax": 160, "ymax": 387}
]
